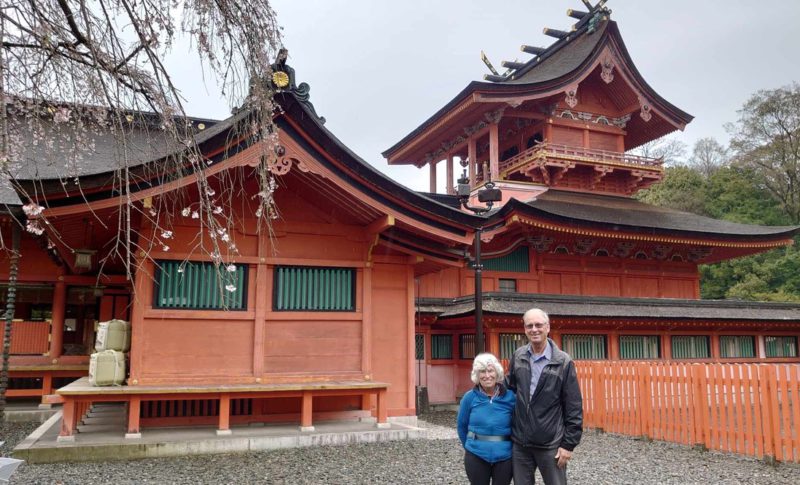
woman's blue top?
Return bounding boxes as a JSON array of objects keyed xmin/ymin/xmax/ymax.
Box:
[{"xmin": 456, "ymin": 384, "xmax": 516, "ymax": 463}]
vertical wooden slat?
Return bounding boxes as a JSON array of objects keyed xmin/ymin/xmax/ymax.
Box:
[{"xmin": 778, "ymin": 365, "xmax": 792, "ymax": 462}]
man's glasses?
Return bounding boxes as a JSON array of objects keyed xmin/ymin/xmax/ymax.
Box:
[{"xmin": 524, "ymin": 322, "xmax": 548, "ymax": 330}]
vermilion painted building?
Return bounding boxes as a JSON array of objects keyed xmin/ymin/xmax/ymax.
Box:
[{"xmin": 1, "ymin": 3, "xmax": 799, "ymax": 434}]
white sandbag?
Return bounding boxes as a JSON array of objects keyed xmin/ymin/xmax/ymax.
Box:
[
  {"xmin": 95, "ymin": 319, "xmax": 131, "ymax": 352},
  {"xmin": 89, "ymin": 350, "xmax": 126, "ymax": 386}
]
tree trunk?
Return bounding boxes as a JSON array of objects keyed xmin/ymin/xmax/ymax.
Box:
[{"xmin": 0, "ymin": 225, "xmax": 21, "ymax": 422}]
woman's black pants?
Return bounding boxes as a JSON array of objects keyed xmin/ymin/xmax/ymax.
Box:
[{"xmin": 464, "ymin": 449, "xmax": 513, "ymax": 485}]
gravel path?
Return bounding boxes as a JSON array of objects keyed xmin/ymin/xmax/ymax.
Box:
[{"xmin": 1, "ymin": 412, "xmax": 798, "ymax": 484}]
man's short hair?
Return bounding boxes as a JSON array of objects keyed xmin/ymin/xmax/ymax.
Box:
[{"xmin": 523, "ymin": 308, "xmax": 549, "ymax": 325}]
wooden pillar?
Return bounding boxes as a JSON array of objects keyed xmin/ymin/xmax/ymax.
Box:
[
  {"xmin": 661, "ymin": 331, "xmax": 671, "ymax": 360},
  {"xmin": 217, "ymin": 394, "xmax": 231, "ymax": 435},
  {"xmin": 489, "ymin": 123, "xmax": 500, "ymax": 181},
  {"xmin": 468, "ymin": 138, "xmax": 477, "ymax": 187},
  {"xmin": 361, "ymin": 266, "xmax": 373, "ymax": 377},
  {"xmin": 126, "ymin": 396, "xmax": 141, "ymax": 438},
  {"xmin": 446, "ymin": 155, "xmax": 454, "ymax": 195},
  {"xmin": 582, "ymin": 128, "xmax": 590, "ymax": 148},
  {"xmin": 710, "ymin": 333, "xmax": 720, "ymax": 360},
  {"xmin": 617, "ymin": 134, "xmax": 625, "ymax": 152},
  {"xmin": 253, "ymin": 263, "xmax": 268, "ymax": 378},
  {"xmin": 58, "ymin": 399, "xmax": 77, "ymax": 440},
  {"xmin": 609, "ymin": 331, "xmax": 620, "ymax": 360},
  {"xmin": 50, "ymin": 279, "xmax": 66, "ymax": 360},
  {"xmin": 376, "ymin": 388, "xmax": 389, "ymax": 428},
  {"xmin": 300, "ymin": 391, "xmax": 314, "ymax": 431},
  {"xmin": 429, "ymin": 160, "xmax": 437, "ymax": 193},
  {"xmin": 41, "ymin": 374, "xmax": 53, "ymax": 398}
]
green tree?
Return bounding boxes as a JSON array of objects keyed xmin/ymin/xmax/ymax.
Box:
[
  {"xmin": 728, "ymin": 83, "xmax": 800, "ymax": 223},
  {"xmin": 635, "ymin": 165, "xmax": 708, "ymax": 215}
]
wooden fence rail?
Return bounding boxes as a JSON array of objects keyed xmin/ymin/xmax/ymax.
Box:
[
  {"xmin": 574, "ymin": 362, "xmax": 800, "ymax": 463},
  {"xmin": 0, "ymin": 320, "xmax": 50, "ymax": 355}
]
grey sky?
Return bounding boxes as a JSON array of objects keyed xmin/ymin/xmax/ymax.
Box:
[{"xmin": 174, "ymin": 0, "xmax": 800, "ymax": 191}]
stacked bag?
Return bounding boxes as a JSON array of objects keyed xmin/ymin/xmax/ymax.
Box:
[{"xmin": 89, "ymin": 319, "xmax": 130, "ymax": 386}]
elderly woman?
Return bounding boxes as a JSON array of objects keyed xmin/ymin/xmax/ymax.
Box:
[{"xmin": 457, "ymin": 352, "xmax": 516, "ymax": 485}]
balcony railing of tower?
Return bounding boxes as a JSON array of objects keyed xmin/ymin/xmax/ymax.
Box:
[{"xmin": 487, "ymin": 142, "xmax": 663, "ymax": 184}]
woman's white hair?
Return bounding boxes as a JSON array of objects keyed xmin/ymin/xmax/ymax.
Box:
[{"xmin": 470, "ymin": 352, "xmax": 504, "ymax": 385}]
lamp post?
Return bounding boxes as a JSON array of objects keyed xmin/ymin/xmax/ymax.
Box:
[{"xmin": 456, "ymin": 167, "xmax": 502, "ymax": 354}]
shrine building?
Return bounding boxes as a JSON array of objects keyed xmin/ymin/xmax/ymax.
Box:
[{"xmin": 1, "ymin": 1, "xmax": 799, "ymax": 437}]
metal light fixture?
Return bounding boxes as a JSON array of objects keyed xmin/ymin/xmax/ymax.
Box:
[{"xmin": 456, "ymin": 168, "xmax": 502, "ymax": 354}]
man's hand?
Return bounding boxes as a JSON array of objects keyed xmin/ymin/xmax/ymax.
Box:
[{"xmin": 555, "ymin": 447, "xmax": 572, "ymax": 469}]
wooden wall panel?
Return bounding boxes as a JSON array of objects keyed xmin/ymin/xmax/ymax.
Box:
[
  {"xmin": 585, "ymin": 275, "xmax": 621, "ymax": 296},
  {"xmin": 625, "ymin": 277, "xmax": 659, "ymax": 298}
]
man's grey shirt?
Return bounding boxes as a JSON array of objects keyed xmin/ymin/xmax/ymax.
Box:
[{"xmin": 527, "ymin": 340, "xmax": 552, "ymax": 398}]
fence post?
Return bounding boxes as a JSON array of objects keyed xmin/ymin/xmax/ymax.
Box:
[
  {"xmin": 691, "ymin": 364, "xmax": 708, "ymax": 451},
  {"xmin": 638, "ymin": 362, "xmax": 652, "ymax": 440},
  {"xmin": 758, "ymin": 364, "xmax": 777, "ymax": 463},
  {"xmin": 593, "ymin": 362, "xmax": 606, "ymax": 432}
]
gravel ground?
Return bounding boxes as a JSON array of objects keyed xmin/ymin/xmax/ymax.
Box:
[{"xmin": 1, "ymin": 412, "xmax": 798, "ymax": 484}]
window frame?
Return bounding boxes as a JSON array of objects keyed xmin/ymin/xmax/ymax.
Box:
[
  {"xmin": 431, "ymin": 334, "xmax": 453, "ymax": 360},
  {"xmin": 671, "ymin": 335, "xmax": 711, "ymax": 359},
  {"xmin": 272, "ymin": 265, "xmax": 356, "ymax": 312},
  {"xmin": 153, "ymin": 260, "xmax": 249, "ymax": 311},
  {"xmin": 561, "ymin": 334, "xmax": 608, "ymax": 360}
]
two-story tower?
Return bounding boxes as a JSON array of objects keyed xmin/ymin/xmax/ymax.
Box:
[{"xmin": 385, "ymin": 4, "xmax": 800, "ymax": 404}]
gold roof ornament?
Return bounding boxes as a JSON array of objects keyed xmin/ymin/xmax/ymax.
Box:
[{"xmin": 272, "ymin": 71, "xmax": 290, "ymax": 88}]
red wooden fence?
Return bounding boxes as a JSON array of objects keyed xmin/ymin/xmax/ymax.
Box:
[
  {"xmin": 574, "ymin": 362, "xmax": 800, "ymax": 463},
  {"xmin": 0, "ymin": 321, "xmax": 50, "ymax": 354}
]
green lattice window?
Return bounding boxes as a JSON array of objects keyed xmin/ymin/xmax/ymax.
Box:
[
  {"xmin": 273, "ymin": 266, "xmax": 355, "ymax": 311},
  {"xmin": 431, "ymin": 334, "xmax": 452, "ymax": 360},
  {"xmin": 415, "ymin": 334, "xmax": 425, "ymax": 360},
  {"xmin": 483, "ymin": 246, "xmax": 529, "ymax": 272},
  {"xmin": 720, "ymin": 335, "xmax": 756, "ymax": 358},
  {"xmin": 671, "ymin": 335, "xmax": 710, "ymax": 359},
  {"xmin": 155, "ymin": 260, "xmax": 247, "ymax": 310},
  {"xmin": 765, "ymin": 336, "xmax": 798, "ymax": 358},
  {"xmin": 459, "ymin": 334, "xmax": 476, "ymax": 360},
  {"xmin": 499, "ymin": 333, "xmax": 526, "ymax": 360},
  {"xmin": 620, "ymin": 335, "xmax": 660, "ymax": 360},
  {"xmin": 562, "ymin": 334, "xmax": 607, "ymax": 360}
]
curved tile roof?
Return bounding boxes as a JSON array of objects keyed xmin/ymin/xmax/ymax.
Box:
[{"xmin": 504, "ymin": 190, "xmax": 798, "ymax": 238}]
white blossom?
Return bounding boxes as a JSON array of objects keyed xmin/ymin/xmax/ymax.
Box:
[
  {"xmin": 22, "ymin": 202, "xmax": 45, "ymax": 217},
  {"xmin": 191, "ymin": 211, "xmax": 199, "ymax": 219},
  {"xmin": 162, "ymin": 245, "xmax": 170, "ymax": 252},
  {"xmin": 25, "ymin": 220, "xmax": 45, "ymax": 235},
  {"xmin": 213, "ymin": 206, "xmax": 223, "ymax": 215},
  {"xmin": 161, "ymin": 230, "xmax": 173, "ymax": 239},
  {"xmin": 226, "ymin": 264, "xmax": 237, "ymax": 272},
  {"xmin": 225, "ymin": 284, "xmax": 237, "ymax": 292},
  {"xmin": 181, "ymin": 207, "xmax": 191, "ymax": 217}
]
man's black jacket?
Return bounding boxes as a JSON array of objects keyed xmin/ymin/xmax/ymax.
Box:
[{"xmin": 505, "ymin": 338, "xmax": 583, "ymax": 450}]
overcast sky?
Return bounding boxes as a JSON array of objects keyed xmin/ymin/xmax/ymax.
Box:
[{"xmin": 173, "ymin": 0, "xmax": 800, "ymax": 192}]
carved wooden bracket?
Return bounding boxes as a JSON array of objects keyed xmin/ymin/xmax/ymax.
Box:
[
  {"xmin": 638, "ymin": 96, "xmax": 652, "ymax": 122},
  {"xmin": 564, "ymin": 85, "xmax": 579, "ymax": 108},
  {"xmin": 590, "ymin": 166, "xmax": 614, "ymax": 189},
  {"xmin": 600, "ymin": 57, "xmax": 615, "ymax": 84}
]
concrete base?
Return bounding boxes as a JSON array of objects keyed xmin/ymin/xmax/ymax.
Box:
[
  {"xmin": 216, "ymin": 429, "xmax": 233, "ymax": 436},
  {"xmin": 299, "ymin": 426, "xmax": 315, "ymax": 433},
  {"xmin": 38, "ymin": 403, "xmax": 53, "ymax": 410},
  {"xmin": 375, "ymin": 423, "xmax": 391, "ymax": 429},
  {"xmin": 13, "ymin": 414, "xmax": 427, "ymax": 464},
  {"xmin": 2, "ymin": 402, "xmax": 60, "ymax": 424},
  {"xmin": 55, "ymin": 435, "xmax": 75, "ymax": 443}
]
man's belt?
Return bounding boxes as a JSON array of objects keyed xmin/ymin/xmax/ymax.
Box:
[{"xmin": 467, "ymin": 431, "xmax": 511, "ymax": 442}]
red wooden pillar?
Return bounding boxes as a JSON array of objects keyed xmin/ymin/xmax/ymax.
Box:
[
  {"xmin": 376, "ymin": 388, "xmax": 389, "ymax": 428},
  {"xmin": 468, "ymin": 138, "xmax": 477, "ymax": 187},
  {"xmin": 446, "ymin": 155, "xmax": 454, "ymax": 195},
  {"xmin": 429, "ymin": 160, "xmax": 437, "ymax": 193},
  {"xmin": 300, "ymin": 391, "xmax": 314, "ymax": 431},
  {"xmin": 489, "ymin": 123, "xmax": 499, "ymax": 181},
  {"xmin": 126, "ymin": 396, "xmax": 142, "ymax": 438},
  {"xmin": 41, "ymin": 374, "xmax": 53, "ymax": 401},
  {"xmin": 217, "ymin": 394, "xmax": 232, "ymax": 435},
  {"xmin": 50, "ymin": 279, "xmax": 66, "ymax": 359},
  {"xmin": 58, "ymin": 399, "xmax": 77, "ymax": 441}
]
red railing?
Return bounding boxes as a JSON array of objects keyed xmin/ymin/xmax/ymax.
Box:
[
  {"xmin": 576, "ymin": 361, "xmax": 800, "ymax": 463},
  {"xmin": 499, "ymin": 360, "xmax": 800, "ymax": 463},
  {"xmin": 0, "ymin": 320, "xmax": 50, "ymax": 355},
  {"xmin": 496, "ymin": 142, "xmax": 663, "ymax": 180}
]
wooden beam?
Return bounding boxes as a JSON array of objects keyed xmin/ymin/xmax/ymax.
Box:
[
  {"xmin": 366, "ymin": 215, "xmax": 395, "ymax": 235},
  {"xmin": 504, "ymin": 111, "xmax": 548, "ymax": 121}
]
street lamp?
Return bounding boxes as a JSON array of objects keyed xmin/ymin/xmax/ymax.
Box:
[{"xmin": 456, "ymin": 166, "xmax": 502, "ymax": 355}]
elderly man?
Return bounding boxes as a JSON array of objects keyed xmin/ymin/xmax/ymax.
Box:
[{"xmin": 505, "ymin": 308, "xmax": 582, "ymax": 485}]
